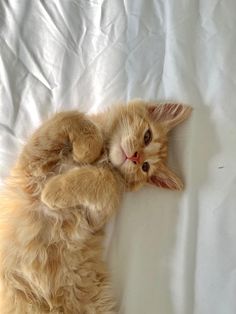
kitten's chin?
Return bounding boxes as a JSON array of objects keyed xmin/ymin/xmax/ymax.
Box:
[{"xmin": 109, "ymin": 144, "xmax": 126, "ymax": 167}]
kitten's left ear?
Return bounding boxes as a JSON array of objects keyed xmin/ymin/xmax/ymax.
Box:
[
  {"xmin": 148, "ymin": 163, "xmax": 184, "ymax": 190},
  {"xmin": 148, "ymin": 103, "xmax": 192, "ymax": 132}
]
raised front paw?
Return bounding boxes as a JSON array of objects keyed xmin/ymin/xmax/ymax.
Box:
[{"xmin": 72, "ymin": 121, "xmax": 104, "ymax": 163}]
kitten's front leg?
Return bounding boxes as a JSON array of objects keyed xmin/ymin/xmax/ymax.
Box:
[
  {"xmin": 41, "ymin": 166, "xmax": 123, "ymax": 228},
  {"xmin": 68, "ymin": 117, "xmax": 103, "ymax": 164},
  {"xmin": 20, "ymin": 112, "xmax": 103, "ymax": 176}
]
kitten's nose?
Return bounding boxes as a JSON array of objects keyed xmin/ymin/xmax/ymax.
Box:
[{"xmin": 127, "ymin": 152, "xmax": 141, "ymax": 164}]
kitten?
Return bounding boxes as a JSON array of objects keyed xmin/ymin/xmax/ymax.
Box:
[{"xmin": 0, "ymin": 100, "xmax": 192, "ymax": 313}]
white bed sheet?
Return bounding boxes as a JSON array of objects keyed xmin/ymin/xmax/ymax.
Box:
[{"xmin": 1, "ymin": 1, "xmax": 236, "ymax": 313}]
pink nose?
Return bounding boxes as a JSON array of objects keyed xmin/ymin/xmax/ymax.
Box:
[{"xmin": 127, "ymin": 152, "xmax": 141, "ymax": 164}]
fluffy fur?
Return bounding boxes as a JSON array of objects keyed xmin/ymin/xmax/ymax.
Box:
[{"xmin": 0, "ymin": 100, "xmax": 192, "ymax": 313}]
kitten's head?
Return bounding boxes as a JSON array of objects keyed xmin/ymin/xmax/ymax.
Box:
[{"xmin": 109, "ymin": 100, "xmax": 192, "ymax": 191}]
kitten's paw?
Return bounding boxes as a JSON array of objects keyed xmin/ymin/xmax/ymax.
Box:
[
  {"xmin": 72, "ymin": 122, "xmax": 104, "ymax": 163},
  {"xmin": 73, "ymin": 134, "xmax": 103, "ymax": 163}
]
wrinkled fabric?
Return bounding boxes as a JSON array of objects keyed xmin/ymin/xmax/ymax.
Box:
[{"xmin": 0, "ymin": 1, "xmax": 236, "ymax": 313}]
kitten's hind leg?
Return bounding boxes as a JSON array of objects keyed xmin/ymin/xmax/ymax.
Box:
[{"xmin": 41, "ymin": 166, "xmax": 123, "ymax": 228}]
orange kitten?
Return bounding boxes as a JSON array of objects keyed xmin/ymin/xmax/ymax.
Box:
[{"xmin": 0, "ymin": 100, "xmax": 192, "ymax": 313}]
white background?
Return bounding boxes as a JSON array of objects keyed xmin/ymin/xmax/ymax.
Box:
[{"xmin": 0, "ymin": 1, "xmax": 236, "ymax": 313}]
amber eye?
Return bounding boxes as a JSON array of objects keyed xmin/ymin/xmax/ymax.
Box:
[
  {"xmin": 142, "ymin": 162, "xmax": 150, "ymax": 172},
  {"xmin": 144, "ymin": 129, "xmax": 152, "ymax": 145}
]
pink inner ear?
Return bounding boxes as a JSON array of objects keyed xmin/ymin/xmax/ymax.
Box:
[
  {"xmin": 163, "ymin": 103, "xmax": 183, "ymax": 118},
  {"xmin": 147, "ymin": 103, "xmax": 192, "ymax": 131},
  {"xmin": 148, "ymin": 103, "xmax": 184, "ymax": 122},
  {"xmin": 150, "ymin": 176, "xmax": 171, "ymax": 189},
  {"xmin": 149, "ymin": 172, "xmax": 184, "ymax": 191}
]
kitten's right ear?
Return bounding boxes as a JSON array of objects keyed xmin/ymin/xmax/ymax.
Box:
[{"xmin": 147, "ymin": 103, "xmax": 192, "ymax": 132}]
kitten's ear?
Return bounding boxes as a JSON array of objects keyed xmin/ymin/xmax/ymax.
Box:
[
  {"xmin": 148, "ymin": 163, "xmax": 184, "ymax": 190},
  {"xmin": 147, "ymin": 103, "xmax": 192, "ymax": 132}
]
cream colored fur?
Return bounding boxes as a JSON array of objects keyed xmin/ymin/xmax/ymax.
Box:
[{"xmin": 0, "ymin": 100, "xmax": 192, "ymax": 313}]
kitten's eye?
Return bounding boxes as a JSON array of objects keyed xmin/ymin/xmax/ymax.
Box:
[
  {"xmin": 144, "ymin": 129, "xmax": 152, "ymax": 145},
  {"xmin": 142, "ymin": 162, "xmax": 150, "ymax": 172}
]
